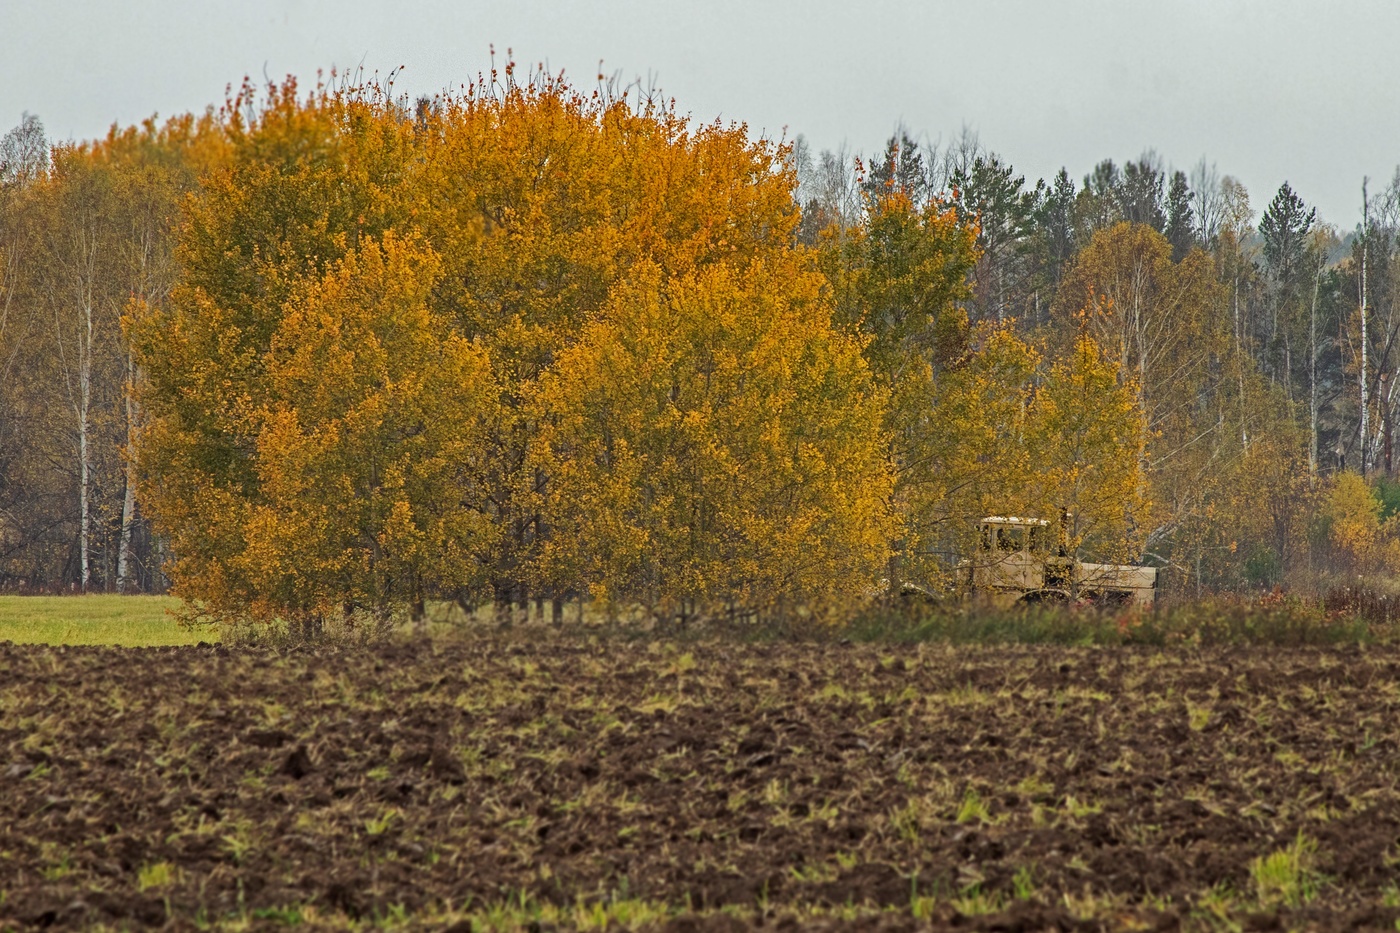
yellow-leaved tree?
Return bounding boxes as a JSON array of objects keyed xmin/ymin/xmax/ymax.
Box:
[
  {"xmin": 411, "ymin": 73, "xmax": 805, "ymax": 608},
  {"xmin": 814, "ymin": 190, "xmax": 982, "ymax": 586},
  {"xmin": 897, "ymin": 326, "xmax": 1038, "ymax": 578},
  {"xmin": 132, "ymin": 71, "xmax": 896, "ymax": 627},
  {"xmin": 1053, "ymin": 220, "xmax": 1244, "ymax": 580},
  {"xmin": 129, "ymin": 80, "xmax": 433, "ymax": 627},
  {"xmin": 528, "ymin": 258, "xmax": 896, "ymax": 621},
  {"xmin": 1025, "ymin": 335, "xmax": 1150, "ymax": 561},
  {"xmin": 902, "ymin": 328, "xmax": 1150, "ymax": 576},
  {"xmin": 135, "ymin": 233, "xmax": 498, "ymax": 628},
  {"xmin": 1321, "ymin": 472, "xmax": 1400, "ymax": 577}
]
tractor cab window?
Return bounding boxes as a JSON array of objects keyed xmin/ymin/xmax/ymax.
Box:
[
  {"xmin": 997, "ymin": 525, "xmax": 1025, "ymax": 551},
  {"xmin": 980, "ymin": 524, "xmax": 994, "ymax": 551},
  {"xmin": 1028, "ymin": 524, "xmax": 1049, "ymax": 553}
]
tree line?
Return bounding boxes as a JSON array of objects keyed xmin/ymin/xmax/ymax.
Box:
[
  {"xmin": 2, "ymin": 69, "xmax": 1398, "ymax": 622},
  {"xmin": 797, "ymin": 128, "xmax": 1400, "ymax": 591}
]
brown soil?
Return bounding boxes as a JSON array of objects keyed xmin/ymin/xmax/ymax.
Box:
[{"xmin": 3, "ymin": 639, "xmax": 1400, "ymax": 929}]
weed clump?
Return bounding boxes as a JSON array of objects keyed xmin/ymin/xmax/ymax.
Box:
[{"xmin": 1251, "ymin": 833, "xmax": 1324, "ymax": 908}]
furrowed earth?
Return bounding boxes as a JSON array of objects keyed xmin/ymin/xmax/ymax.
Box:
[{"xmin": 5, "ymin": 638, "xmax": 1400, "ymax": 930}]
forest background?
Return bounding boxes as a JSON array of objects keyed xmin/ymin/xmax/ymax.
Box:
[{"xmin": 4, "ymin": 66, "xmax": 1400, "ymax": 628}]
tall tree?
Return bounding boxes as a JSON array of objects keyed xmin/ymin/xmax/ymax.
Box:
[
  {"xmin": 1118, "ymin": 154, "xmax": 1167, "ymax": 232},
  {"xmin": 131, "ymin": 78, "xmax": 433, "ymax": 622},
  {"xmin": 1054, "ymin": 221, "xmax": 1233, "ymax": 566},
  {"xmin": 0, "ymin": 113, "xmax": 48, "ymax": 186},
  {"xmin": 12, "ymin": 118, "xmax": 215, "ymax": 594},
  {"xmin": 1260, "ymin": 182, "xmax": 1316, "ymax": 295},
  {"xmin": 949, "ymin": 153, "xmax": 1042, "ymax": 324},
  {"xmin": 27, "ymin": 144, "xmax": 133, "ymax": 591},
  {"xmin": 1190, "ymin": 157, "xmax": 1225, "ymax": 247},
  {"xmin": 1035, "ymin": 168, "xmax": 1078, "ymax": 291},
  {"xmin": 1258, "ymin": 181, "xmax": 1316, "ymax": 394},
  {"xmin": 817, "ymin": 189, "xmax": 978, "ymax": 586},
  {"xmin": 1026, "ymin": 335, "xmax": 1150, "ymax": 559},
  {"xmin": 862, "ymin": 130, "xmax": 930, "ymax": 205},
  {"xmin": 1303, "ymin": 224, "xmax": 1342, "ymax": 476},
  {"xmin": 1164, "ymin": 170, "xmax": 1196, "ymax": 260},
  {"xmin": 1216, "ymin": 175, "xmax": 1261, "ymax": 439},
  {"xmin": 1077, "ymin": 159, "xmax": 1123, "ymax": 236}
]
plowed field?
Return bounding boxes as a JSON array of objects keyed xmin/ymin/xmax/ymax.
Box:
[{"xmin": 5, "ymin": 639, "xmax": 1400, "ymax": 929}]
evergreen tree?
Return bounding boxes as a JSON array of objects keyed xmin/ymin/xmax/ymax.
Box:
[
  {"xmin": 1035, "ymin": 168, "xmax": 1078, "ymax": 291},
  {"xmin": 949, "ymin": 153, "xmax": 1042, "ymax": 323},
  {"xmin": 1259, "ymin": 181, "xmax": 1316, "ymax": 391},
  {"xmin": 1077, "ymin": 159, "xmax": 1122, "ymax": 238},
  {"xmin": 1119, "ymin": 155, "xmax": 1166, "ymax": 232},
  {"xmin": 863, "ymin": 131, "xmax": 928, "ymax": 205},
  {"xmin": 1260, "ymin": 182, "xmax": 1316, "ymax": 291},
  {"xmin": 1165, "ymin": 170, "xmax": 1196, "ymax": 260}
]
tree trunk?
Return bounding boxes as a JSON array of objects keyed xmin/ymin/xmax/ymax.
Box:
[
  {"xmin": 75, "ymin": 294, "xmax": 93, "ymax": 592},
  {"xmin": 1362, "ymin": 178, "xmax": 1370, "ymax": 475},
  {"xmin": 116, "ymin": 350, "xmax": 137, "ymax": 592},
  {"xmin": 1235, "ymin": 271, "xmax": 1248, "ymax": 450},
  {"xmin": 1386, "ymin": 374, "xmax": 1394, "ymax": 476},
  {"xmin": 1309, "ymin": 262, "xmax": 1320, "ymax": 479},
  {"xmin": 885, "ymin": 544, "xmax": 903, "ymax": 607}
]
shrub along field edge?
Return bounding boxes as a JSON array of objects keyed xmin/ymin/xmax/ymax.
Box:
[{"xmin": 2, "ymin": 589, "xmax": 1398, "ymax": 648}]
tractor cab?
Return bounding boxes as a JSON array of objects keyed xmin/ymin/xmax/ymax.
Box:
[
  {"xmin": 968, "ymin": 515, "xmax": 1075, "ymax": 605},
  {"xmin": 978, "ymin": 516, "xmax": 1053, "ymax": 555}
]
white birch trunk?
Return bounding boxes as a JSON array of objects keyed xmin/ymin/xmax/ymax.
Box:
[
  {"xmin": 1362, "ymin": 179, "xmax": 1370, "ymax": 475},
  {"xmin": 116, "ymin": 349, "xmax": 137, "ymax": 592},
  {"xmin": 52, "ymin": 221, "xmax": 97, "ymax": 592},
  {"xmin": 77, "ymin": 292, "xmax": 92, "ymax": 592}
]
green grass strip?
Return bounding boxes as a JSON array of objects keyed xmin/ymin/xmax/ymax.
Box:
[{"xmin": 0, "ymin": 595, "xmax": 208, "ymax": 646}]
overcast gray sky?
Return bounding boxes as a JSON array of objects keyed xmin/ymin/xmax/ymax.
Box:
[{"xmin": 4, "ymin": 0, "xmax": 1398, "ymax": 227}]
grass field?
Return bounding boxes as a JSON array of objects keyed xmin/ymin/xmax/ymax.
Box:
[{"xmin": 0, "ymin": 594, "xmax": 206, "ymax": 646}]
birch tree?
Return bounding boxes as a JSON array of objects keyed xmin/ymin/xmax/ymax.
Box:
[
  {"xmin": 1189, "ymin": 157, "xmax": 1224, "ymax": 247},
  {"xmin": 1052, "ymin": 221, "xmax": 1239, "ymax": 568},
  {"xmin": 105, "ymin": 118, "xmax": 211, "ymax": 590},
  {"xmin": 0, "ymin": 113, "xmax": 48, "ymax": 186},
  {"xmin": 30, "ymin": 146, "xmax": 130, "ymax": 591}
]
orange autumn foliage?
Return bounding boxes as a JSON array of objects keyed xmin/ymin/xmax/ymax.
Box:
[
  {"xmin": 131, "ymin": 70, "xmax": 898, "ymax": 625},
  {"xmin": 529, "ymin": 257, "xmax": 895, "ymax": 617}
]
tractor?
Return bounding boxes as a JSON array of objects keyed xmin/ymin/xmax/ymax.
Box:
[{"xmin": 965, "ymin": 514, "xmax": 1157, "ymax": 608}]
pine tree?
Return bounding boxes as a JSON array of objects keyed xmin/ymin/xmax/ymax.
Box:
[
  {"xmin": 1259, "ymin": 182, "xmax": 1317, "ymax": 391},
  {"xmin": 948, "ymin": 154, "xmax": 1042, "ymax": 323},
  {"xmin": 1164, "ymin": 170, "xmax": 1196, "ymax": 260},
  {"xmin": 1260, "ymin": 182, "xmax": 1316, "ymax": 292},
  {"xmin": 1118, "ymin": 155, "xmax": 1166, "ymax": 232}
]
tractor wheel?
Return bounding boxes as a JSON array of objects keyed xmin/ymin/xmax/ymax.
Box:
[{"xmin": 1019, "ymin": 589, "xmax": 1070, "ymax": 605}]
